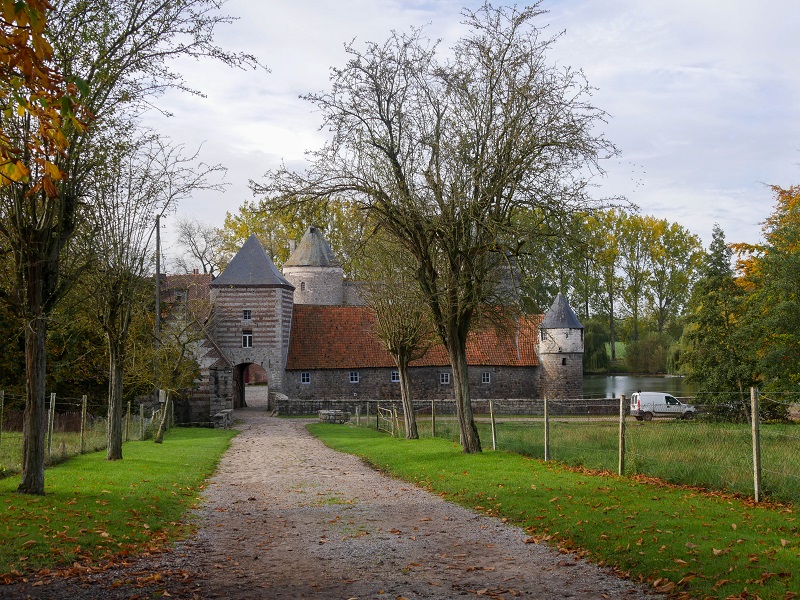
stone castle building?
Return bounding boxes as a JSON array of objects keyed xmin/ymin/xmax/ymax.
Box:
[{"xmin": 173, "ymin": 227, "xmax": 584, "ymax": 424}]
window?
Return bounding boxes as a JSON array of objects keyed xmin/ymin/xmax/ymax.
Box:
[
  {"xmin": 301, "ymin": 372, "xmax": 310, "ymax": 384},
  {"xmin": 391, "ymin": 370, "xmax": 400, "ymax": 382},
  {"xmin": 242, "ymin": 330, "xmax": 253, "ymax": 348},
  {"xmin": 481, "ymin": 372, "xmax": 491, "ymax": 384},
  {"xmin": 349, "ymin": 371, "xmax": 360, "ymax": 383},
  {"xmin": 242, "ymin": 309, "xmax": 252, "ymax": 320},
  {"xmin": 561, "ymin": 357, "xmax": 567, "ymax": 366},
  {"xmin": 440, "ymin": 372, "xmax": 451, "ymax": 385},
  {"xmin": 300, "ymin": 282, "xmax": 306, "ymax": 292},
  {"xmin": 540, "ymin": 330, "xmax": 546, "ymax": 342}
]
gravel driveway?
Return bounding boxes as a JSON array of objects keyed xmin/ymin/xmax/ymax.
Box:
[{"xmin": 3, "ymin": 401, "xmax": 661, "ymax": 599}]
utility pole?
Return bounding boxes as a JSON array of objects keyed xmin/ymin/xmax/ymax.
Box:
[{"xmin": 155, "ymin": 213, "xmax": 162, "ymax": 340}]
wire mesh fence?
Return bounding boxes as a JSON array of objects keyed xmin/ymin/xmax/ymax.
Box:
[
  {"xmin": 0, "ymin": 391, "xmax": 171, "ymax": 479},
  {"xmin": 352, "ymin": 390, "xmax": 800, "ymax": 504}
]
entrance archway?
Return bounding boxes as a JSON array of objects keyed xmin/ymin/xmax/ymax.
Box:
[{"xmin": 232, "ymin": 362, "xmax": 270, "ymax": 409}]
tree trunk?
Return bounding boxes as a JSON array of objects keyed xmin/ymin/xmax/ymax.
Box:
[
  {"xmin": 446, "ymin": 322, "xmax": 481, "ymax": 453},
  {"xmin": 397, "ymin": 360, "xmax": 418, "ymax": 439},
  {"xmin": 17, "ymin": 313, "xmax": 47, "ymax": 495},
  {"xmin": 154, "ymin": 390, "xmax": 171, "ymax": 444},
  {"xmin": 106, "ymin": 340, "xmax": 124, "ymax": 460}
]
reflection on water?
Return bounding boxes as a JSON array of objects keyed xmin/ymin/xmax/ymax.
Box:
[{"xmin": 583, "ymin": 374, "xmax": 696, "ymax": 399}]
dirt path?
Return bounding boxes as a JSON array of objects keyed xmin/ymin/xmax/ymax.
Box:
[{"xmin": 3, "ymin": 401, "xmax": 660, "ymax": 599}]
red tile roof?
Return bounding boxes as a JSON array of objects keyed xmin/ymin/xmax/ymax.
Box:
[{"xmin": 286, "ymin": 305, "xmax": 540, "ymax": 370}]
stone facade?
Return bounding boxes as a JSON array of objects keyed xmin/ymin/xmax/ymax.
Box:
[
  {"xmin": 282, "ymin": 365, "xmax": 540, "ymax": 402},
  {"xmin": 173, "ymin": 229, "xmax": 584, "ymax": 423}
]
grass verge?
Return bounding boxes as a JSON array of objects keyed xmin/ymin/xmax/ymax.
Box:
[
  {"xmin": 310, "ymin": 423, "xmax": 799, "ymax": 599},
  {"xmin": 0, "ymin": 427, "xmax": 236, "ymax": 579}
]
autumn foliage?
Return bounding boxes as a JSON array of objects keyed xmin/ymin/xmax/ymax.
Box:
[{"xmin": 0, "ymin": 0, "xmax": 85, "ymax": 196}]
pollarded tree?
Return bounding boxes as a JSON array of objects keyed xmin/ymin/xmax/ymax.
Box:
[
  {"xmin": 85, "ymin": 134, "xmax": 224, "ymax": 460},
  {"xmin": 360, "ymin": 236, "xmax": 433, "ymax": 439},
  {"xmin": 257, "ymin": 3, "xmax": 617, "ymax": 452},
  {"xmin": 1, "ymin": 0, "xmax": 259, "ymax": 495},
  {"xmin": 174, "ymin": 217, "xmax": 226, "ymax": 277}
]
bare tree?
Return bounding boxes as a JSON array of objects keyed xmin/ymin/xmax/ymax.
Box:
[
  {"xmin": 86, "ymin": 134, "xmax": 224, "ymax": 460},
  {"xmin": 0, "ymin": 0, "xmax": 259, "ymax": 494},
  {"xmin": 256, "ymin": 3, "xmax": 616, "ymax": 452},
  {"xmin": 173, "ymin": 216, "xmax": 225, "ymax": 276},
  {"xmin": 361, "ymin": 238, "xmax": 432, "ymax": 439}
]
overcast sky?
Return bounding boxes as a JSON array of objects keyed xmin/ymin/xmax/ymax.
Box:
[{"xmin": 142, "ymin": 0, "xmax": 800, "ymax": 261}]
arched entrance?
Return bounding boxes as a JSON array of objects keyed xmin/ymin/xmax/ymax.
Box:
[{"xmin": 232, "ymin": 362, "xmax": 270, "ymax": 409}]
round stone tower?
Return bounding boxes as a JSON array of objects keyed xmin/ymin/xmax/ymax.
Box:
[
  {"xmin": 282, "ymin": 226, "xmax": 344, "ymax": 305},
  {"xmin": 538, "ymin": 292, "xmax": 584, "ymax": 400}
]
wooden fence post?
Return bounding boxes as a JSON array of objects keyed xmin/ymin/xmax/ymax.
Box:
[
  {"xmin": 431, "ymin": 399, "xmax": 436, "ymax": 438},
  {"xmin": 751, "ymin": 387, "xmax": 762, "ymax": 503},
  {"xmin": 80, "ymin": 395, "xmax": 87, "ymax": 454},
  {"xmin": 618, "ymin": 394, "xmax": 627, "ymax": 476},
  {"xmin": 489, "ymin": 398, "xmax": 497, "ymax": 451},
  {"xmin": 0, "ymin": 390, "xmax": 4, "ymax": 446},
  {"xmin": 543, "ymin": 396, "xmax": 550, "ymax": 461},
  {"xmin": 47, "ymin": 392, "xmax": 56, "ymax": 460},
  {"xmin": 125, "ymin": 401, "xmax": 131, "ymax": 442},
  {"xmin": 140, "ymin": 403, "xmax": 145, "ymax": 440},
  {"xmin": 376, "ymin": 402, "xmax": 379, "ymax": 430}
]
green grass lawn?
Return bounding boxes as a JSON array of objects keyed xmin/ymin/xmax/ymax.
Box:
[
  {"xmin": 310, "ymin": 423, "xmax": 800, "ymax": 599},
  {"xmin": 0, "ymin": 427, "xmax": 236, "ymax": 579},
  {"xmin": 405, "ymin": 416, "xmax": 800, "ymax": 505}
]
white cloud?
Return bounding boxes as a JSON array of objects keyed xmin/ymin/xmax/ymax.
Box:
[{"xmin": 145, "ymin": 0, "xmax": 800, "ymax": 257}]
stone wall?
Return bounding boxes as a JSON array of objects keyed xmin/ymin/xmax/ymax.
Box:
[
  {"xmin": 282, "ymin": 365, "xmax": 540, "ymax": 402},
  {"xmin": 276, "ymin": 396, "xmax": 623, "ymax": 417},
  {"xmin": 282, "ymin": 265, "xmax": 344, "ymax": 305},
  {"xmin": 539, "ymin": 351, "xmax": 583, "ymax": 400}
]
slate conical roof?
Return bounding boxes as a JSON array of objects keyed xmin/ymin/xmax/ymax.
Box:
[
  {"xmin": 540, "ymin": 292, "xmax": 583, "ymax": 329},
  {"xmin": 283, "ymin": 226, "xmax": 340, "ymax": 268},
  {"xmin": 210, "ymin": 234, "xmax": 294, "ymax": 289}
]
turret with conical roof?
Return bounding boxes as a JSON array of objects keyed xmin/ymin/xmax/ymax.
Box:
[
  {"xmin": 538, "ymin": 292, "xmax": 584, "ymax": 399},
  {"xmin": 282, "ymin": 226, "xmax": 344, "ymax": 305}
]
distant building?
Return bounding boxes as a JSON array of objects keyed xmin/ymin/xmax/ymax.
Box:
[{"xmin": 174, "ymin": 228, "xmax": 583, "ymax": 423}]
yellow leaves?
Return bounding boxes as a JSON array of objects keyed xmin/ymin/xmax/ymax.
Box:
[{"xmin": 0, "ymin": 158, "xmax": 29, "ymax": 184}]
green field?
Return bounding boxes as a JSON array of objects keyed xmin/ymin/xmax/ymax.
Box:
[
  {"xmin": 369, "ymin": 415, "xmax": 800, "ymax": 504},
  {"xmin": 0, "ymin": 427, "xmax": 235, "ymax": 577},
  {"xmin": 311, "ymin": 423, "xmax": 800, "ymax": 599}
]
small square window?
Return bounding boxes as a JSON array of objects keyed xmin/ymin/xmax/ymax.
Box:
[
  {"xmin": 242, "ymin": 330, "xmax": 253, "ymax": 348},
  {"xmin": 391, "ymin": 370, "xmax": 400, "ymax": 382},
  {"xmin": 242, "ymin": 309, "xmax": 252, "ymax": 320},
  {"xmin": 300, "ymin": 282, "xmax": 306, "ymax": 291},
  {"xmin": 440, "ymin": 372, "xmax": 451, "ymax": 385},
  {"xmin": 300, "ymin": 372, "xmax": 310, "ymax": 384},
  {"xmin": 481, "ymin": 372, "xmax": 491, "ymax": 384},
  {"xmin": 349, "ymin": 371, "xmax": 360, "ymax": 384}
]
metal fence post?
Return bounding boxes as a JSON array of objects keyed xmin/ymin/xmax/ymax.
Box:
[
  {"xmin": 618, "ymin": 394, "xmax": 626, "ymax": 476},
  {"xmin": 751, "ymin": 387, "xmax": 762, "ymax": 503},
  {"xmin": 543, "ymin": 396, "xmax": 550, "ymax": 461}
]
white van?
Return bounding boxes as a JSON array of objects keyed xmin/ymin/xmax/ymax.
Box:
[{"xmin": 630, "ymin": 392, "xmax": 696, "ymax": 421}]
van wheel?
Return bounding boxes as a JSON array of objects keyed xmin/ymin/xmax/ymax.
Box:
[
  {"xmin": 635, "ymin": 416, "xmax": 643, "ymax": 422},
  {"xmin": 682, "ymin": 412, "xmax": 695, "ymax": 420},
  {"xmin": 643, "ymin": 412, "xmax": 653, "ymax": 422}
]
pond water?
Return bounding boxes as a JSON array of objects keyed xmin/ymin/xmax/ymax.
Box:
[{"xmin": 583, "ymin": 374, "xmax": 696, "ymax": 399}]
